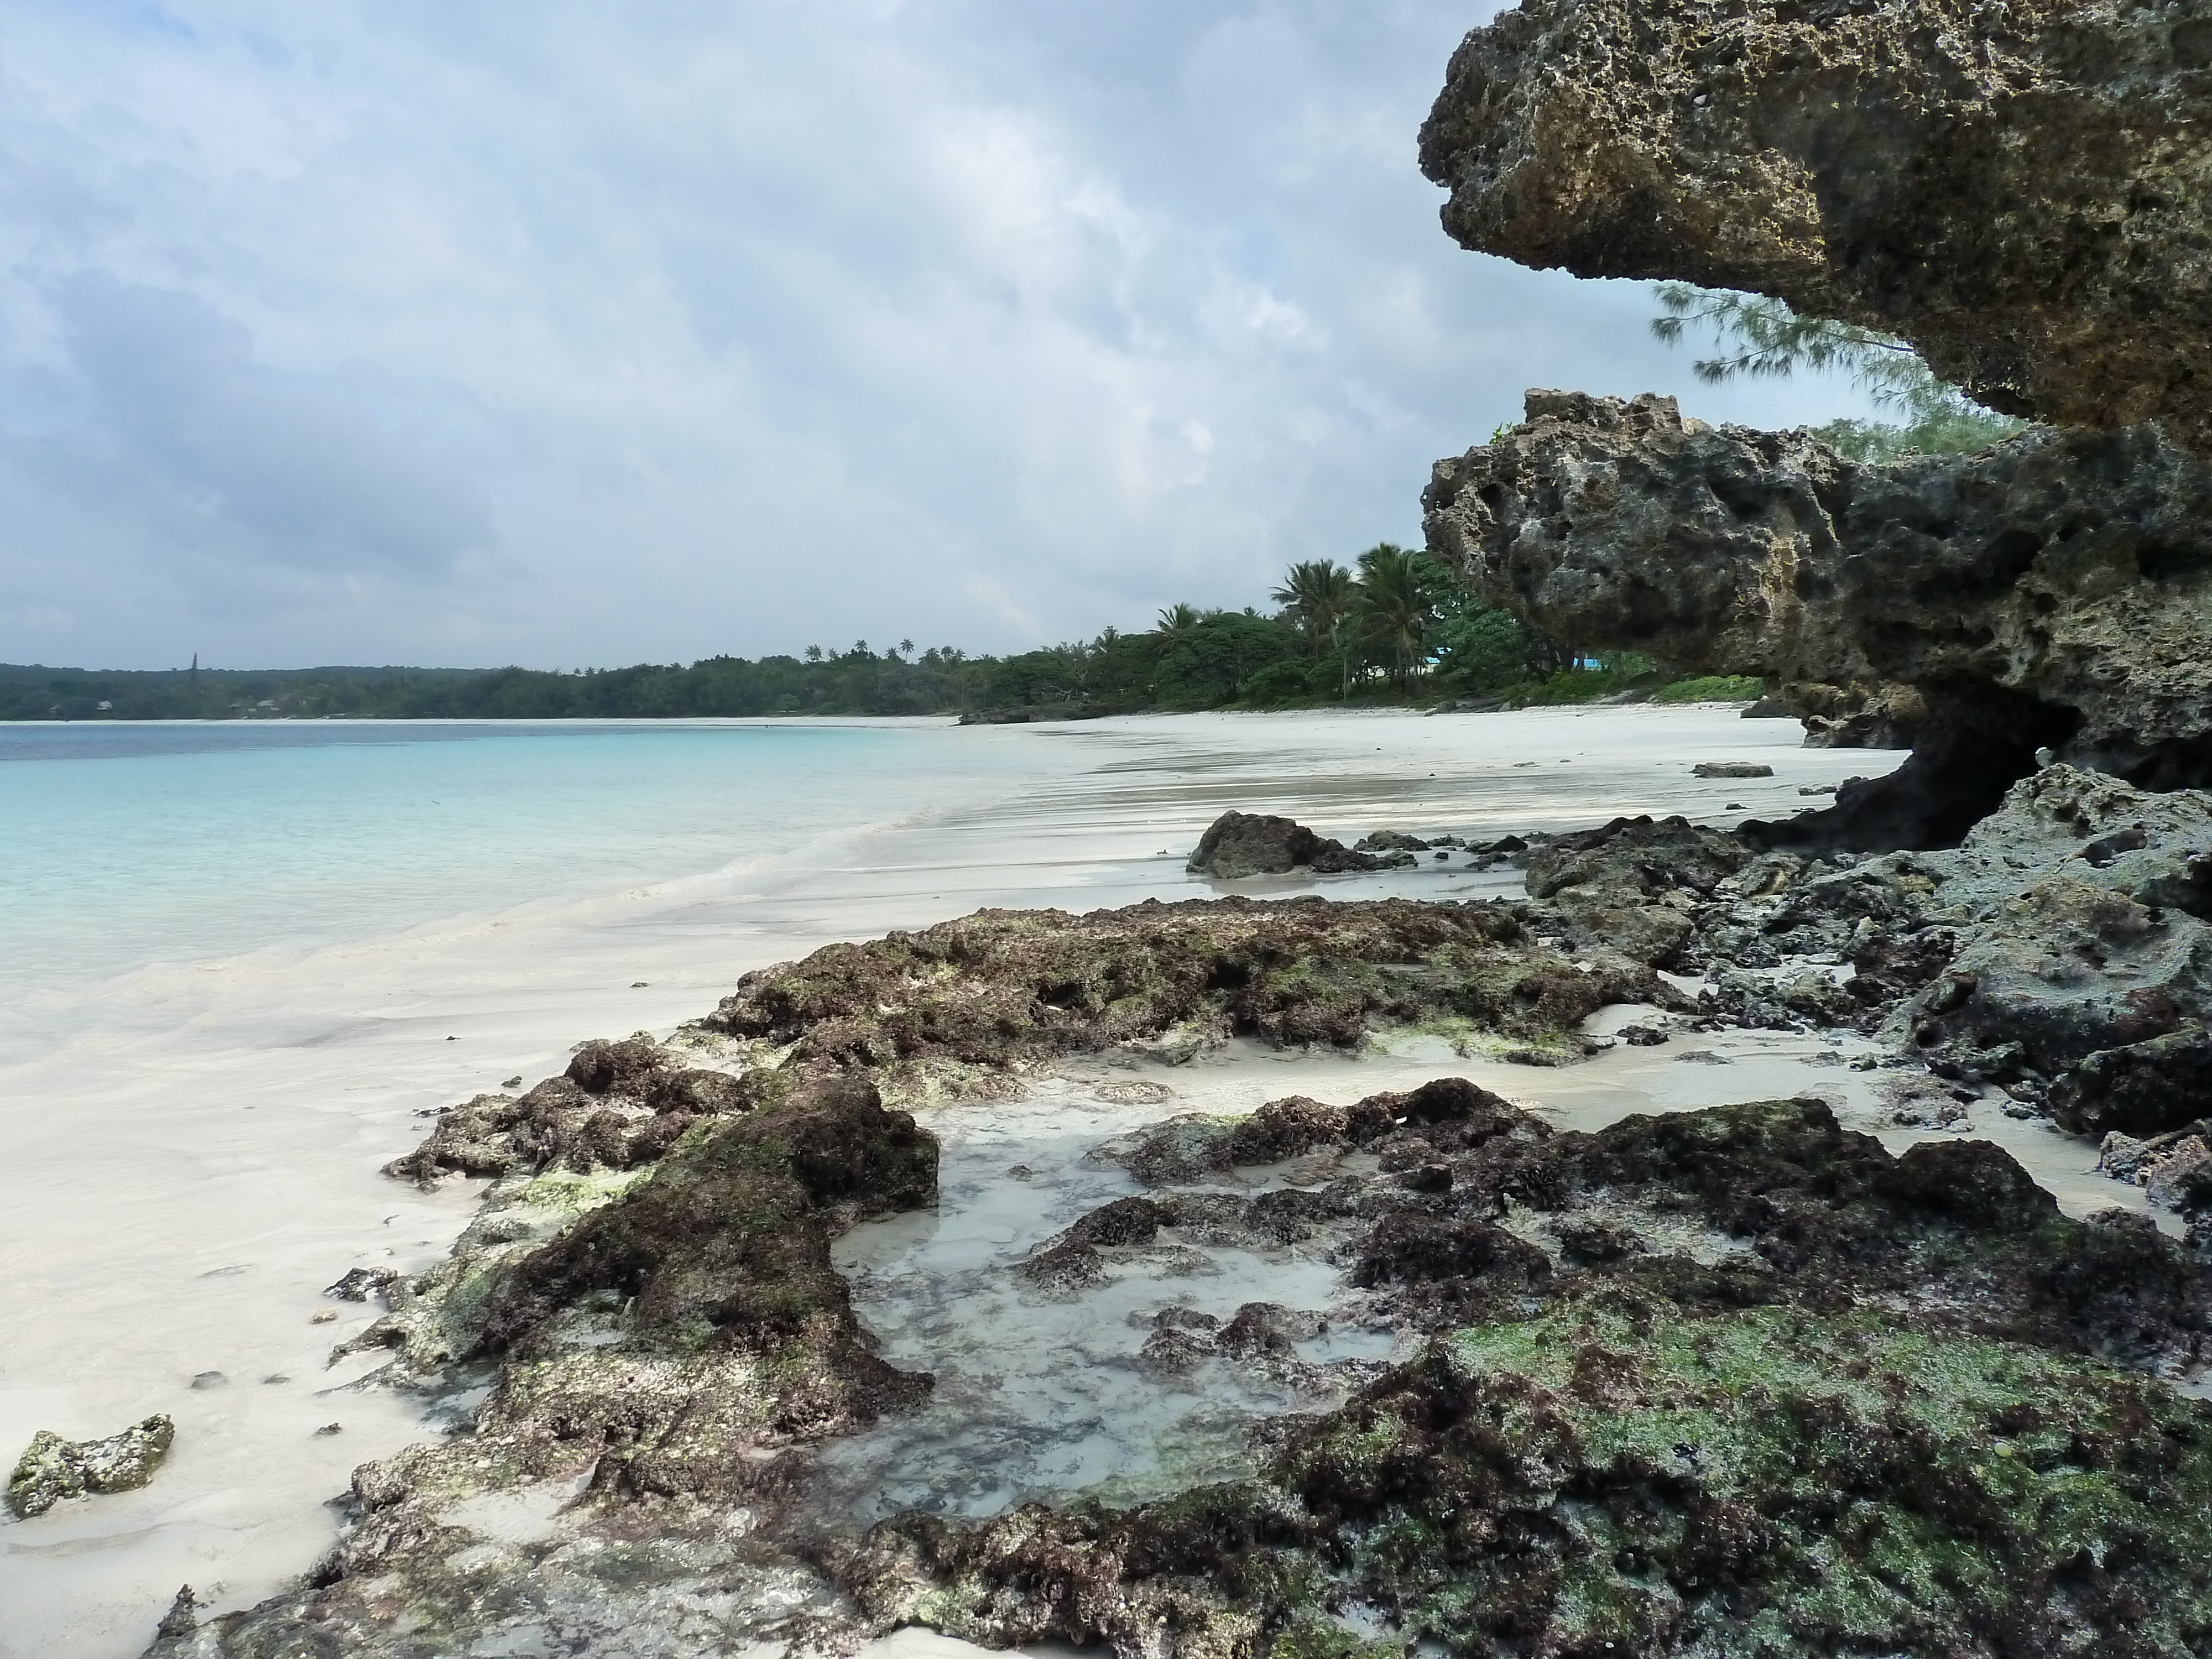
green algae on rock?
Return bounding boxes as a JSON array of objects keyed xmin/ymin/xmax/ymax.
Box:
[
  {"xmin": 704, "ymin": 896, "xmax": 1686, "ymax": 1084},
  {"xmin": 156, "ymin": 1076, "xmax": 936, "ymax": 1657},
  {"xmin": 853, "ymin": 1312, "xmax": 2212, "ymax": 1657},
  {"xmin": 8, "ymin": 1415, "xmax": 175, "ymax": 1519},
  {"xmin": 846, "ymin": 1097, "xmax": 2212, "ymax": 1658},
  {"xmin": 389, "ymin": 1030, "xmax": 778, "ymax": 1185}
]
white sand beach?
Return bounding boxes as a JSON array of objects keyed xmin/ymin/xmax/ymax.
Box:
[{"xmin": 6, "ymin": 705, "xmax": 2106, "ymax": 1657}]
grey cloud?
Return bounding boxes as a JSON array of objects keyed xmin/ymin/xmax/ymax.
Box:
[
  {"xmin": 14, "ymin": 275, "xmax": 490, "ymax": 581},
  {"xmin": 0, "ymin": 0, "xmax": 1879, "ymax": 669}
]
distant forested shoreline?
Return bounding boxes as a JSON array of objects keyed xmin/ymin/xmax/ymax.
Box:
[{"xmin": 1, "ymin": 548, "xmax": 1756, "ymax": 722}]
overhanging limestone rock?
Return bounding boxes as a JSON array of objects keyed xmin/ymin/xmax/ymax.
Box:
[
  {"xmin": 1423, "ymin": 391, "xmax": 2212, "ymax": 847},
  {"xmin": 1418, "ymin": 0, "xmax": 2212, "ymax": 450}
]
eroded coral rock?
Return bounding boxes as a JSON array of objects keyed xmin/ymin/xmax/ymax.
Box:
[
  {"xmin": 1886, "ymin": 769, "xmax": 2212, "ymax": 1109},
  {"xmin": 8, "ymin": 1415, "xmax": 174, "ymax": 1519},
  {"xmin": 388, "ymin": 1033, "xmax": 770, "ymax": 1185},
  {"xmin": 1425, "ymin": 392, "xmax": 2212, "ymax": 845},
  {"xmin": 1788, "ymin": 679, "xmax": 1927, "ymax": 750},
  {"xmin": 707, "ymin": 896, "xmax": 1686, "ymax": 1076},
  {"xmin": 1418, "ymin": 0, "xmax": 2212, "ymax": 449}
]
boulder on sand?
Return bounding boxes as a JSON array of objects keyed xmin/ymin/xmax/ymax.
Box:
[
  {"xmin": 7, "ymin": 1415, "xmax": 174, "ymax": 1519},
  {"xmin": 1186, "ymin": 811, "xmax": 1395, "ymax": 878}
]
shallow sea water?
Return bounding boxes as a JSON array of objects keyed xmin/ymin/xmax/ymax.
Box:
[
  {"xmin": 822, "ymin": 1079, "xmax": 1398, "ymax": 1521},
  {"xmin": 0, "ymin": 706, "xmax": 1906, "ymax": 1657}
]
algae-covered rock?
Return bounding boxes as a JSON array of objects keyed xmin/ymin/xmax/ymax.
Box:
[
  {"xmin": 1417, "ymin": 0, "xmax": 2212, "ymax": 452},
  {"xmin": 388, "ymin": 1032, "xmax": 773, "ymax": 1185},
  {"xmin": 8, "ymin": 1415, "xmax": 174, "ymax": 1519},
  {"xmin": 706, "ymin": 896, "xmax": 1688, "ymax": 1077},
  {"xmin": 846, "ymin": 1095, "xmax": 2212, "ymax": 1658},
  {"xmin": 166, "ymin": 1077, "xmax": 937, "ymax": 1657}
]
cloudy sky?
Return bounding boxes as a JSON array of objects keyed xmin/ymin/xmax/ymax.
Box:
[{"xmin": 0, "ymin": 1, "xmax": 1876, "ymax": 671}]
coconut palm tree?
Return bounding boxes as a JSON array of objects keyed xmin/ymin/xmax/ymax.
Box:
[
  {"xmin": 1270, "ymin": 560, "xmax": 1359, "ymax": 655},
  {"xmin": 1353, "ymin": 543, "xmax": 1436, "ymax": 691},
  {"xmin": 1155, "ymin": 602, "xmax": 1204, "ymax": 638}
]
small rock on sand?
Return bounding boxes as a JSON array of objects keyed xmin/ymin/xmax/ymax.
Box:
[
  {"xmin": 6, "ymin": 1415, "xmax": 176, "ymax": 1519},
  {"xmin": 324, "ymin": 1266, "xmax": 399, "ymax": 1302}
]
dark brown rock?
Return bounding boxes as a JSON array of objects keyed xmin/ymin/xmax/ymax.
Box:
[
  {"xmin": 2049, "ymin": 1025, "xmax": 2212, "ymax": 1139},
  {"xmin": 1186, "ymin": 810, "xmax": 1390, "ymax": 878},
  {"xmin": 1417, "ymin": 0, "xmax": 2212, "ymax": 450},
  {"xmin": 385, "ymin": 1052, "xmax": 777, "ymax": 1185},
  {"xmin": 1425, "ymin": 392, "xmax": 2212, "ymax": 846},
  {"xmin": 1525, "ymin": 813, "xmax": 1751, "ymax": 904}
]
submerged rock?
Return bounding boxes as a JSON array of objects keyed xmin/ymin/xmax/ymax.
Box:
[
  {"xmin": 8, "ymin": 1415, "xmax": 174, "ymax": 1519},
  {"xmin": 1425, "ymin": 392, "xmax": 2212, "ymax": 847},
  {"xmin": 1417, "ymin": 0, "xmax": 2212, "ymax": 451}
]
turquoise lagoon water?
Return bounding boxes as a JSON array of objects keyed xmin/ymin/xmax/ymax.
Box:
[{"xmin": 0, "ymin": 719, "xmax": 1055, "ymax": 1005}]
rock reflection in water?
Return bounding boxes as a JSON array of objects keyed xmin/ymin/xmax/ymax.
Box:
[{"xmin": 820, "ymin": 1078, "xmax": 1397, "ymax": 1519}]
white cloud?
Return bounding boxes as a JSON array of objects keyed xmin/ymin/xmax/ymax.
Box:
[{"xmin": 0, "ymin": 0, "xmax": 1885, "ymax": 669}]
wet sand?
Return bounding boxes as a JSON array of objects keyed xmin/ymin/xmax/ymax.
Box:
[{"xmin": 0, "ymin": 705, "xmax": 1901, "ymax": 1657}]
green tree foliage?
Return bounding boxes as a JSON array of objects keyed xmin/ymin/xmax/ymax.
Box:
[
  {"xmin": 1650, "ymin": 283, "xmax": 2025, "ymax": 460},
  {"xmin": 1351, "ymin": 544, "xmax": 1436, "ymax": 690},
  {"xmin": 1269, "ymin": 559, "xmax": 1359, "ymax": 658},
  {"xmin": 1154, "ymin": 602, "xmax": 1205, "ymax": 638},
  {"xmin": 0, "ymin": 555, "xmax": 1647, "ymax": 723}
]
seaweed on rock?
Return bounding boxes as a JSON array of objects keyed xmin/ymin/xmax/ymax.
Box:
[
  {"xmin": 706, "ymin": 896, "xmax": 1687, "ymax": 1077},
  {"xmin": 157, "ymin": 1076, "xmax": 937, "ymax": 1657},
  {"xmin": 846, "ymin": 1095, "xmax": 2212, "ymax": 1659}
]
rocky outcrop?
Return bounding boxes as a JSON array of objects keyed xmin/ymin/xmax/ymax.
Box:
[
  {"xmin": 159, "ymin": 1076, "xmax": 936, "ymax": 1657},
  {"xmin": 1417, "ymin": 0, "xmax": 2212, "ymax": 451},
  {"xmin": 7, "ymin": 1416, "xmax": 174, "ymax": 1519},
  {"xmin": 706, "ymin": 896, "xmax": 1688, "ymax": 1074},
  {"xmin": 1786, "ymin": 679, "xmax": 1926, "ymax": 749},
  {"xmin": 1424, "ymin": 392, "xmax": 2212, "ymax": 846},
  {"xmin": 847, "ymin": 1095, "xmax": 2212, "ymax": 1659}
]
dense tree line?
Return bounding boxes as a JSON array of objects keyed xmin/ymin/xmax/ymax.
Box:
[{"xmin": 0, "ymin": 554, "xmax": 1723, "ymax": 723}]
